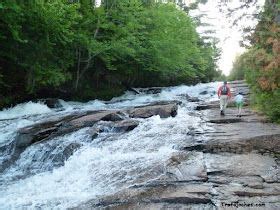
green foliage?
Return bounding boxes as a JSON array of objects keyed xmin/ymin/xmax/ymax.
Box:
[
  {"xmin": 0, "ymin": 0, "xmax": 220, "ymax": 107},
  {"xmin": 228, "ymin": 52, "xmax": 250, "ymax": 80},
  {"xmin": 229, "ymin": 0, "xmax": 280, "ymax": 122}
]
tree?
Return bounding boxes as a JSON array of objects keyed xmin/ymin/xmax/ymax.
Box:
[{"xmin": 229, "ymin": 0, "xmax": 280, "ymax": 122}]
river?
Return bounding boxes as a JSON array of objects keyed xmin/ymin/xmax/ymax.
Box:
[{"xmin": 0, "ymin": 82, "xmax": 219, "ymax": 209}]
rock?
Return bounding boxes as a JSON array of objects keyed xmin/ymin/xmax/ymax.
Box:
[
  {"xmin": 146, "ymin": 100, "xmax": 182, "ymax": 106},
  {"xmin": 67, "ymin": 111, "xmax": 124, "ymax": 127},
  {"xmin": 128, "ymin": 87, "xmax": 141, "ymax": 94},
  {"xmin": 178, "ymin": 93, "xmax": 190, "ymax": 99},
  {"xmin": 76, "ymin": 183, "xmax": 214, "ymax": 209},
  {"xmin": 188, "ymin": 97, "xmax": 200, "ymax": 102},
  {"xmin": 208, "ymin": 118, "xmax": 243, "ymax": 124},
  {"xmin": 62, "ymin": 143, "xmax": 81, "ymax": 159},
  {"xmin": 137, "ymin": 87, "xmax": 163, "ymax": 94},
  {"xmin": 128, "ymin": 103, "xmax": 178, "ymax": 118},
  {"xmin": 196, "ymin": 104, "xmax": 212, "ymax": 110},
  {"xmin": 49, "ymin": 143, "xmax": 82, "ymax": 168},
  {"xmin": 234, "ymin": 190, "xmax": 280, "ymax": 197},
  {"xmin": 100, "ymin": 112, "xmax": 124, "ymax": 121},
  {"xmin": 112, "ymin": 120, "xmax": 139, "ymax": 132},
  {"xmin": 11, "ymin": 110, "xmax": 126, "ymax": 171},
  {"xmin": 205, "ymin": 153, "xmax": 279, "ymax": 180},
  {"xmin": 164, "ymin": 152, "xmax": 207, "ymax": 182},
  {"xmin": 178, "ymin": 94, "xmax": 200, "ymax": 102},
  {"xmin": 199, "ymin": 90, "xmax": 208, "ymax": 95},
  {"xmin": 87, "ymin": 127, "xmax": 101, "ymax": 140},
  {"xmin": 15, "ymin": 113, "xmax": 83, "ymax": 148},
  {"xmin": 37, "ymin": 98, "xmax": 63, "ymax": 108},
  {"xmin": 16, "ymin": 126, "xmax": 58, "ymax": 148}
]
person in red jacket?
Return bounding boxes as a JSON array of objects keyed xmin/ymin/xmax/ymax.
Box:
[{"xmin": 217, "ymin": 81, "xmax": 232, "ymax": 115}]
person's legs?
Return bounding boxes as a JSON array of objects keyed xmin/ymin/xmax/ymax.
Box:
[
  {"xmin": 220, "ymin": 98, "xmax": 224, "ymax": 115},
  {"xmin": 238, "ymin": 102, "xmax": 243, "ymax": 117},
  {"xmin": 224, "ymin": 96, "xmax": 228, "ymax": 110},
  {"xmin": 220, "ymin": 98, "xmax": 224, "ymax": 111},
  {"xmin": 236, "ymin": 102, "xmax": 239, "ymax": 116},
  {"xmin": 220, "ymin": 95, "xmax": 227, "ymax": 114}
]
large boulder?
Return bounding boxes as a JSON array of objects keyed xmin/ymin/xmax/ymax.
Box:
[
  {"xmin": 112, "ymin": 119, "xmax": 139, "ymax": 132},
  {"xmin": 16, "ymin": 110, "xmax": 125, "ymax": 147},
  {"xmin": 128, "ymin": 103, "xmax": 178, "ymax": 118},
  {"xmin": 15, "ymin": 113, "xmax": 82, "ymax": 148},
  {"xmin": 36, "ymin": 98, "xmax": 63, "ymax": 108},
  {"xmin": 67, "ymin": 111, "xmax": 124, "ymax": 128},
  {"xmin": 12, "ymin": 110, "xmax": 125, "ymax": 168},
  {"xmin": 86, "ymin": 119, "xmax": 139, "ymax": 140}
]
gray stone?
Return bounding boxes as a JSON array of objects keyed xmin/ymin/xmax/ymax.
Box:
[
  {"xmin": 112, "ymin": 119, "xmax": 139, "ymax": 132},
  {"xmin": 36, "ymin": 98, "xmax": 63, "ymax": 108},
  {"xmin": 128, "ymin": 103, "xmax": 178, "ymax": 118}
]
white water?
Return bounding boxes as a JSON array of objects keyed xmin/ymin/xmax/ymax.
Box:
[
  {"xmin": 0, "ymin": 102, "xmax": 52, "ymax": 120},
  {"xmin": 0, "ymin": 82, "xmax": 220, "ymax": 209}
]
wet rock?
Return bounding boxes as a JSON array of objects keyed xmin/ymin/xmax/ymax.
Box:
[
  {"xmin": 136, "ymin": 87, "xmax": 163, "ymax": 94},
  {"xmin": 178, "ymin": 93, "xmax": 190, "ymax": 99},
  {"xmin": 36, "ymin": 98, "xmax": 63, "ymax": 108},
  {"xmin": 188, "ymin": 97, "xmax": 200, "ymax": 102},
  {"xmin": 16, "ymin": 126, "xmax": 58, "ymax": 148},
  {"xmin": 100, "ymin": 112, "xmax": 124, "ymax": 122},
  {"xmin": 112, "ymin": 120, "xmax": 139, "ymax": 132},
  {"xmin": 128, "ymin": 103, "xmax": 178, "ymax": 118},
  {"xmin": 128, "ymin": 87, "xmax": 141, "ymax": 94},
  {"xmin": 178, "ymin": 94, "xmax": 200, "ymax": 102},
  {"xmin": 67, "ymin": 111, "xmax": 124, "ymax": 128},
  {"xmin": 62, "ymin": 143, "xmax": 81, "ymax": 159},
  {"xmin": 10, "ymin": 110, "xmax": 126, "ymax": 170},
  {"xmin": 164, "ymin": 152, "xmax": 207, "ymax": 182},
  {"xmin": 15, "ymin": 113, "xmax": 83, "ymax": 148},
  {"xmin": 52, "ymin": 143, "xmax": 82, "ymax": 167},
  {"xmin": 196, "ymin": 104, "xmax": 214, "ymax": 110},
  {"xmin": 87, "ymin": 127, "xmax": 101, "ymax": 140},
  {"xmin": 208, "ymin": 118, "xmax": 243, "ymax": 124},
  {"xmin": 199, "ymin": 90, "xmax": 208, "ymax": 95},
  {"xmin": 146, "ymin": 100, "xmax": 182, "ymax": 106}
]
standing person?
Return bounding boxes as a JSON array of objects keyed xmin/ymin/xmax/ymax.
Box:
[
  {"xmin": 235, "ymin": 92, "xmax": 244, "ymax": 117},
  {"xmin": 217, "ymin": 81, "xmax": 231, "ymax": 116}
]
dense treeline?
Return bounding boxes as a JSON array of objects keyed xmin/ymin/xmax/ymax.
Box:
[
  {"xmin": 229, "ymin": 0, "xmax": 280, "ymax": 122},
  {"xmin": 0, "ymin": 0, "xmax": 219, "ymax": 107}
]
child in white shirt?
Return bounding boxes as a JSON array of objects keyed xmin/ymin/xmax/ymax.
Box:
[{"xmin": 235, "ymin": 92, "xmax": 244, "ymax": 117}]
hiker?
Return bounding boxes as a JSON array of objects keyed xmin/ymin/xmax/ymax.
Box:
[
  {"xmin": 235, "ymin": 92, "xmax": 244, "ymax": 117},
  {"xmin": 217, "ymin": 81, "xmax": 231, "ymax": 115}
]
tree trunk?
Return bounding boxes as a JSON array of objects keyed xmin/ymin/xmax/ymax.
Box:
[{"xmin": 74, "ymin": 47, "xmax": 81, "ymax": 91}]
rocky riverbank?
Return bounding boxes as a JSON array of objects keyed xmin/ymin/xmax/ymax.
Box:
[
  {"xmin": 74, "ymin": 80, "xmax": 280, "ymax": 209},
  {"xmin": 1, "ymin": 81, "xmax": 279, "ymax": 209}
]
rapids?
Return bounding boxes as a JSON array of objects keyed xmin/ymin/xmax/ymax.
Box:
[{"xmin": 0, "ymin": 82, "xmax": 219, "ymax": 209}]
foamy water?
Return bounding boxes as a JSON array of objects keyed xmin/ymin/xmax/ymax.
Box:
[
  {"xmin": 0, "ymin": 82, "xmax": 220, "ymax": 209},
  {"xmin": 0, "ymin": 102, "xmax": 52, "ymax": 120}
]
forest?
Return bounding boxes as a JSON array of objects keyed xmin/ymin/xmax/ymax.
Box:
[
  {"xmin": 0, "ymin": 0, "xmax": 220, "ymax": 108},
  {"xmin": 229, "ymin": 0, "xmax": 280, "ymax": 122}
]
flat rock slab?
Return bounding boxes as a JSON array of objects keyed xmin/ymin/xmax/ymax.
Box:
[
  {"xmin": 164, "ymin": 152, "xmax": 207, "ymax": 182},
  {"xmin": 128, "ymin": 103, "xmax": 178, "ymax": 118},
  {"xmin": 205, "ymin": 153, "xmax": 279, "ymax": 182},
  {"xmin": 76, "ymin": 183, "xmax": 215, "ymax": 209}
]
